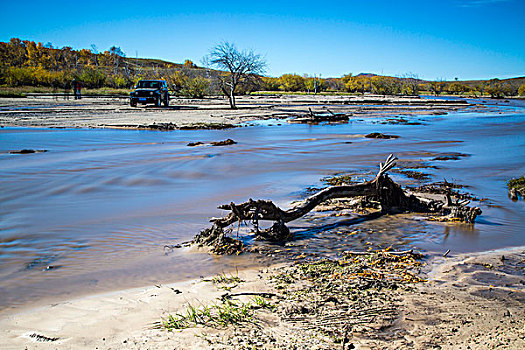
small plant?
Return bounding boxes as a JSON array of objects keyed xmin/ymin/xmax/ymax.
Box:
[
  {"xmin": 507, "ymin": 176, "xmax": 525, "ymax": 190},
  {"xmin": 211, "ymin": 270, "xmax": 243, "ymax": 284},
  {"xmin": 252, "ymin": 295, "xmax": 276, "ymax": 311},
  {"xmin": 163, "ymin": 296, "xmax": 273, "ymax": 330},
  {"xmin": 507, "ymin": 176, "xmax": 525, "ymax": 199},
  {"xmin": 205, "ymin": 270, "xmax": 245, "ymax": 290},
  {"xmin": 322, "ymin": 173, "xmax": 355, "ymax": 186},
  {"xmin": 180, "ymin": 76, "xmax": 210, "ymax": 98}
]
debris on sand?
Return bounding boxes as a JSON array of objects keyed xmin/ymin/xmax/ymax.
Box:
[
  {"xmin": 289, "ymin": 108, "xmax": 350, "ymax": 124},
  {"xmin": 432, "ymin": 152, "xmax": 470, "ymax": 161},
  {"xmin": 507, "ymin": 176, "xmax": 525, "ymax": 200},
  {"xmin": 379, "ymin": 117, "xmax": 423, "ymax": 125},
  {"xmin": 179, "ymin": 123, "xmax": 237, "ymax": 130},
  {"xmin": 211, "ymin": 139, "xmax": 237, "ymax": 146},
  {"xmin": 28, "ymin": 333, "xmax": 59, "ymax": 342},
  {"xmin": 187, "ymin": 142, "xmax": 204, "ymax": 147},
  {"xmin": 365, "ymin": 132, "xmax": 400, "ymax": 139},
  {"xmin": 139, "ymin": 123, "xmax": 177, "ymax": 131},
  {"xmin": 170, "ymin": 249, "xmax": 426, "ymax": 349},
  {"xmin": 393, "ymin": 169, "xmax": 432, "ymax": 181},
  {"xmin": 10, "ymin": 149, "xmax": 48, "ymax": 154},
  {"xmin": 186, "ymin": 139, "xmax": 237, "ymax": 147}
]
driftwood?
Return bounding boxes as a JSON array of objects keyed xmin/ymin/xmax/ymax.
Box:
[
  {"xmin": 289, "ymin": 108, "xmax": 349, "ymax": 123},
  {"xmin": 193, "ymin": 154, "xmax": 482, "ymax": 254}
]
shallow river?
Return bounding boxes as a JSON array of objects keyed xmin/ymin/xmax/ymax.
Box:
[{"xmin": 1, "ymin": 99, "xmax": 524, "ymax": 312}]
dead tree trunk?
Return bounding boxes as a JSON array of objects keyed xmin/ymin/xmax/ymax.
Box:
[{"xmin": 193, "ymin": 155, "xmax": 481, "ymax": 254}]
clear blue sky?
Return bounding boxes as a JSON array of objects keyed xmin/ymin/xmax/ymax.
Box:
[{"xmin": 1, "ymin": 0, "xmax": 524, "ymax": 80}]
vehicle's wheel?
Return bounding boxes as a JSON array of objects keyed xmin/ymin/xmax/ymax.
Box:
[
  {"xmin": 164, "ymin": 94, "xmax": 169, "ymax": 107},
  {"xmin": 130, "ymin": 99, "xmax": 137, "ymax": 107}
]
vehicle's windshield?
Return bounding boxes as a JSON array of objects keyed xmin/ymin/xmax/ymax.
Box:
[{"xmin": 137, "ymin": 81, "xmax": 160, "ymax": 89}]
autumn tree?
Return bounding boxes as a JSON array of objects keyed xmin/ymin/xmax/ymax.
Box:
[
  {"xmin": 166, "ymin": 70, "xmax": 188, "ymax": 92},
  {"xmin": 486, "ymin": 78, "xmax": 504, "ymax": 98},
  {"xmin": 474, "ymin": 81, "xmax": 487, "ymax": 97},
  {"xmin": 204, "ymin": 42, "xmax": 266, "ymax": 108},
  {"xmin": 304, "ymin": 75, "xmax": 315, "ymax": 94},
  {"xmin": 518, "ymin": 83, "xmax": 525, "ymax": 96},
  {"xmin": 261, "ymin": 77, "xmax": 280, "ymax": 91},
  {"xmin": 79, "ymin": 49, "xmax": 92, "ymax": 66},
  {"xmin": 400, "ymin": 73, "xmax": 420, "ymax": 96},
  {"xmin": 183, "ymin": 59, "xmax": 196, "ymax": 69},
  {"xmin": 277, "ymin": 73, "xmax": 305, "ymax": 92},
  {"xmin": 342, "ymin": 74, "xmax": 369, "ymax": 94},
  {"xmin": 25, "ymin": 41, "xmax": 40, "ymax": 67},
  {"xmin": 371, "ymin": 76, "xmax": 401, "ymax": 95},
  {"xmin": 429, "ymin": 79, "xmax": 445, "ymax": 95},
  {"xmin": 78, "ymin": 67, "xmax": 106, "ymax": 88},
  {"xmin": 322, "ymin": 77, "xmax": 340, "ymax": 92},
  {"xmin": 446, "ymin": 81, "xmax": 469, "ymax": 95},
  {"xmin": 180, "ymin": 76, "xmax": 210, "ymax": 98}
]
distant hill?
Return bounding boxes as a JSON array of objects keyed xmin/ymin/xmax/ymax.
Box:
[{"xmin": 460, "ymin": 76, "xmax": 525, "ymax": 85}]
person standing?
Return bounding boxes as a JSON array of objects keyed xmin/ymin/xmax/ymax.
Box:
[
  {"xmin": 72, "ymin": 79, "xmax": 82, "ymax": 100},
  {"xmin": 76, "ymin": 80, "xmax": 82, "ymax": 99},
  {"xmin": 72, "ymin": 79, "xmax": 77, "ymax": 99}
]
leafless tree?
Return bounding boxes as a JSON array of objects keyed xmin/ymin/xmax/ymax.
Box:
[
  {"xmin": 109, "ymin": 46, "xmax": 125, "ymax": 75},
  {"xmin": 204, "ymin": 42, "xmax": 266, "ymax": 108}
]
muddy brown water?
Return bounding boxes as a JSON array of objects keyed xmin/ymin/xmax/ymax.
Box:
[{"xmin": 1, "ymin": 99, "xmax": 524, "ymax": 312}]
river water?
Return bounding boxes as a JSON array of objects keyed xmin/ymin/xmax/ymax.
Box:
[{"xmin": 1, "ymin": 99, "xmax": 524, "ymax": 312}]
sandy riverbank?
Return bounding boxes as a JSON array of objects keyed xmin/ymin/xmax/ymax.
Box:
[
  {"xmin": 1, "ymin": 94, "xmax": 522, "ymax": 349},
  {"xmin": 1, "ymin": 247, "xmax": 523, "ymax": 349},
  {"xmin": 0, "ymin": 94, "xmax": 482, "ymax": 129}
]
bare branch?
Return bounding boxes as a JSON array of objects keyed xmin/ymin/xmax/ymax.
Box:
[{"xmin": 204, "ymin": 42, "xmax": 266, "ymax": 108}]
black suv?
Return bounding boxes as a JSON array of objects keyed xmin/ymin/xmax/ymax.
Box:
[{"xmin": 130, "ymin": 80, "xmax": 169, "ymax": 107}]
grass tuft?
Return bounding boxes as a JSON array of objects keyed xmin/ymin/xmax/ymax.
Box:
[
  {"xmin": 163, "ymin": 297, "xmax": 273, "ymax": 330},
  {"xmin": 204, "ymin": 270, "xmax": 245, "ymax": 291}
]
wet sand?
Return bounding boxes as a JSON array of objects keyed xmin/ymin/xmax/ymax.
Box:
[
  {"xmin": 0, "ymin": 94, "xmax": 480, "ymax": 129},
  {"xmin": 0, "ymin": 247, "xmax": 523, "ymax": 349}
]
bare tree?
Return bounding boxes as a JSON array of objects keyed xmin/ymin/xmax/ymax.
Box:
[
  {"xmin": 109, "ymin": 46, "xmax": 125, "ymax": 75},
  {"xmin": 204, "ymin": 42, "xmax": 266, "ymax": 108},
  {"xmin": 90, "ymin": 44, "xmax": 99, "ymax": 67}
]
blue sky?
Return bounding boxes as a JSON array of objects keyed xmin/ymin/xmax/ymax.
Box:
[{"xmin": 1, "ymin": 0, "xmax": 524, "ymax": 80}]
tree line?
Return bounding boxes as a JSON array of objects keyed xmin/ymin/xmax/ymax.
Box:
[
  {"xmin": 261, "ymin": 74, "xmax": 524, "ymax": 98},
  {"xmin": 1, "ymin": 38, "xmax": 524, "ymax": 99},
  {"xmin": 0, "ymin": 38, "xmax": 214, "ymax": 96}
]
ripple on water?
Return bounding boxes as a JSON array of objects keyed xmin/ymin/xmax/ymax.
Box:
[{"xmin": 0, "ymin": 107, "xmax": 524, "ymax": 309}]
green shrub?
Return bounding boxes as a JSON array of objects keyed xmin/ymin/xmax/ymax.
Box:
[
  {"xmin": 518, "ymin": 84, "xmax": 525, "ymax": 97},
  {"xmin": 78, "ymin": 67, "xmax": 106, "ymax": 88},
  {"xmin": 180, "ymin": 76, "xmax": 210, "ymax": 98}
]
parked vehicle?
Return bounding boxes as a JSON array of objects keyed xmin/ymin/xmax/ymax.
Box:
[{"xmin": 130, "ymin": 80, "xmax": 169, "ymax": 107}]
